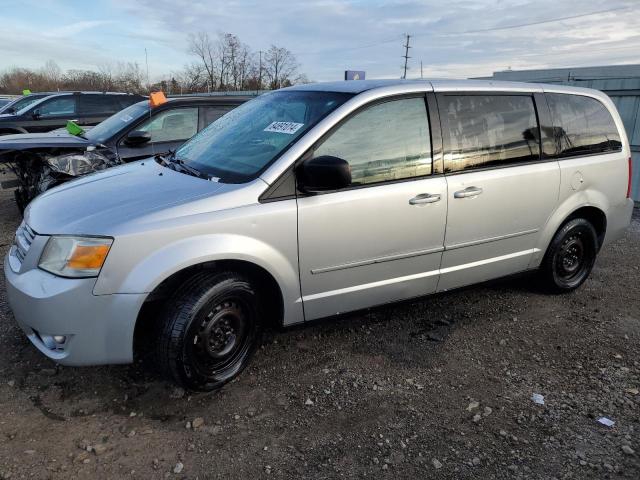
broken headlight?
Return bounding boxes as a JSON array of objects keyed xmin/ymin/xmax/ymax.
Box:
[{"xmin": 46, "ymin": 150, "xmax": 115, "ymax": 177}]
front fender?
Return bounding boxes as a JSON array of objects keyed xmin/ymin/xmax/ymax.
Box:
[{"xmin": 94, "ymin": 233, "xmax": 303, "ymax": 325}]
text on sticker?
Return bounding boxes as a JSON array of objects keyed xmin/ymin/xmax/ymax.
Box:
[{"xmin": 264, "ymin": 122, "xmax": 304, "ymax": 134}]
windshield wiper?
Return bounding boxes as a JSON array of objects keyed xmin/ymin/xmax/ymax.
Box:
[{"xmin": 157, "ymin": 151, "xmax": 213, "ymax": 181}]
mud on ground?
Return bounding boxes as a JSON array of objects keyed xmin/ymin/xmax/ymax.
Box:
[{"xmin": 0, "ymin": 189, "xmax": 638, "ymax": 479}]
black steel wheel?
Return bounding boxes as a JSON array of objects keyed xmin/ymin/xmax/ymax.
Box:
[
  {"xmin": 156, "ymin": 271, "xmax": 261, "ymax": 391},
  {"xmin": 539, "ymin": 217, "xmax": 598, "ymax": 293}
]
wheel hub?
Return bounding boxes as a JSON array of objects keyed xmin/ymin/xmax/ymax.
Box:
[
  {"xmin": 558, "ymin": 234, "xmax": 584, "ymax": 277},
  {"xmin": 194, "ymin": 302, "xmax": 245, "ymax": 360}
]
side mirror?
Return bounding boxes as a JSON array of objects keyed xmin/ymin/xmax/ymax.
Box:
[
  {"xmin": 6, "ymin": 107, "xmax": 15, "ymax": 114},
  {"xmin": 32, "ymin": 109, "xmax": 41, "ymax": 120},
  {"xmin": 297, "ymin": 155, "xmax": 351, "ymax": 193},
  {"xmin": 124, "ymin": 130, "xmax": 152, "ymax": 146}
]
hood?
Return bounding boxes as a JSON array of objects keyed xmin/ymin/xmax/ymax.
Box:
[
  {"xmin": 0, "ymin": 132, "xmax": 89, "ymax": 151},
  {"xmin": 25, "ymin": 160, "xmax": 232, "ymax": 235}
]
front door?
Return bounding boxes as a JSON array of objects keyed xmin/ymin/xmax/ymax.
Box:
[
  {"xmin": 297, "ymin": 95, "xmax": 448, "ymax": 320},
  {"xmin": 24, "ymin": 96, "xmax": 78, "ymax": 133},
  {"xmin": 437, "ymin": 93, "xmax": 560, "ymax": 291},
  {"xmin": 117, "ymin": 107, "xmax": 199, "ymax": 161}
]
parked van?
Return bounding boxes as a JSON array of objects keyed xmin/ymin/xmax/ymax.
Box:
[{"xmin": 4, "ymin": 80, "xmax": 634, "ymax": 391}]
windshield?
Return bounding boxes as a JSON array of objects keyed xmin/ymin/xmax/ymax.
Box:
[
  {"xmin": 85, "ymin": 102, "xmax": 148, "ymax": 143},
  {"xmin": 175, "ymin": 90, "xmax": 353, "ymax": 182},
  {"xmin": 0, "ymin": 95, "xmax": 44, "ymax": 114}
]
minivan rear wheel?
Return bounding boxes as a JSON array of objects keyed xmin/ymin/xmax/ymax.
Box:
[
  {"xmin": 156, "ymin": 271, "xmax": 261, "ymax": 391},
  {"xmin": 539, "ymin": 218, "xmax": 598, "ymax": 293}
]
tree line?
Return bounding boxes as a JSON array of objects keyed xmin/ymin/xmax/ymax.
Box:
[{"xmin": 0, "ymin": 32, "xmax": 306, "ymax": 95}]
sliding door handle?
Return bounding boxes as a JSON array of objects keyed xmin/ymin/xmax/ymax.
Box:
[
  {"xmin": 454, "ymin": 186, "xmax": 483, "ymax": 198},
  {"xmin": 409, "ymin": 193, "xmax": 441, "ymax": 205}
]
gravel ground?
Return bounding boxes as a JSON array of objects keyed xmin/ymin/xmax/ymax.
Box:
[{"xmin": 0, "ymin": 188, "xmax": 638, "ymax": 480}]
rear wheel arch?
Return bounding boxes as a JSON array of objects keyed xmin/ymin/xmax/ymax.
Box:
[{"xmin": 564, "ymin": 205, "xmax": 607, "ymax": 249}]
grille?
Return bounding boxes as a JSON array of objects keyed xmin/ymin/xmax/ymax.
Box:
[{"xmin": 12, "ymin": 222, "xmax": 36, "ymax": 266}]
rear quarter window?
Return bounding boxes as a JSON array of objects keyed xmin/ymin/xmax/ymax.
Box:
[
  {"xmin": 79, "ymin": 95, "xmax": 121, "ymax": 115},
  {"xmin": 546, "ymin": 93, "xmax": 622, "ymax": 157},
  {"xmin": 202, "ymin": 105, "xmax": 235, "ymax": 127}
]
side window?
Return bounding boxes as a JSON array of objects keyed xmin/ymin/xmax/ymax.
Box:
[
  {"xmin": 313, "ymin": 97, "xmax": 432, "ymax": 185},
  {"xmin": 202, "ymin": 105, "xmax": 235, "ymax": 127},
  {"xmin": 37, "ymin": 97, "xmax": 76, "ymax": 116},
  {"xmin": 546, "ymin": 93, "xmax": 622, "ymax": 157},
  {"xmin": 442, "ymin": 95, "xmax": 540, "ymax": 173},
  {"xmin": 136, "ymin": 107, "xmax": 198, "ymax": 143},
  {"xmin": 78, "ymin": 95, "xmax": 120, "ymax": 115}
]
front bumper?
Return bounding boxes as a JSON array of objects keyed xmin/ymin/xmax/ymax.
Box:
[{"xmin": 4, "ymin": 257, "xmax": 146, "ymax": 366}]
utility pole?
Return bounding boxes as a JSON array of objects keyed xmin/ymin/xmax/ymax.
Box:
[
  {"xmin": 420, "ymin": 60, "xmax": 423, "ymax": 79},
  {"xmin": 144, "ymin": 48, "xmax": 150, "ymax": 92},
  {"xmin": 402, "ymin": 34, "xmax": 411, "ymax": 79},
  {"xmin": 258, "ymin": 50, "xmax": 263, "ymax": 94}
]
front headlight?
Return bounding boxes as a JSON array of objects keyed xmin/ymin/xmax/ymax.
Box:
[{"xmin": 39, "ymin": 236, "xmax": 113, "ymax": 278}]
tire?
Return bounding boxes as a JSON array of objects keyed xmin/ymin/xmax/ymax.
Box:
[
  {"xmin": 539, "ymin": 217, "xmax": 598, "ymax": 293},
  {"xmin": 156, "ymin": 271, "xmax": 261, "ymax": 391}
]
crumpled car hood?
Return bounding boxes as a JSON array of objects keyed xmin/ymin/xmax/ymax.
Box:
[
  {"xmin": 25, "ymin": 160, "xmax": 231, "ymax": 235},
  {"xmin": 0, "ymin": 132, "xmax": 89, "ymax": 151}
]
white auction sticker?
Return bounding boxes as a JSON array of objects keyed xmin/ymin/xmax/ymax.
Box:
[{"xmin": 264, "ymin": 121, "xmax": 304, "ymax": 134}]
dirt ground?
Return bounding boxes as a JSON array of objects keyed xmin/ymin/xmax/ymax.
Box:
[{"xmin": 0, "ymin": 187, "xmax": 638, "ymax": 480}]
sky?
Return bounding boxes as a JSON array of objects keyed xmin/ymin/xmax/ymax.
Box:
[{"xmin": 0, "ymin": 0, "xmax": 639, "ymax": 82}]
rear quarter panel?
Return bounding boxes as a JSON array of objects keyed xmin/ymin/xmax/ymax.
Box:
[{"xmin": 530, "ymin": 87, "xmax": 632, "ymax": 268}]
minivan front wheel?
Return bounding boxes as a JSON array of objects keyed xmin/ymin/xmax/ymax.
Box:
[
  {"xmin": 539, "ymin": 218, "xmax": 598, "ymax": 293},
  {"xmin": 156, "ymin": 271, "xmax": 261, "ymax": 391}
]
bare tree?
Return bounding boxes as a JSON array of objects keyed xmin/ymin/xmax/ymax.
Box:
[
  {"xmin": 263, "ymin": 45, "xmax": 299, "ymax": 90},
  {"xmin": 188, "ymin": 32, "xmax": 218, "ymax": 91},
  {"xmin": 41, "ymin": 60, "xmax": 62, "ymax": 91},
  {"xmin": 173, "ymin": 62, "xmax": 207, "ymax": 93}
]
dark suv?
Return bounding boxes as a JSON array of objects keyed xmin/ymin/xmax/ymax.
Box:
[
  {"xmin": 0, "ymin": 92, "xmax": 145, "ymax": 134},
  {"xmin": 0, "ymin": 95, "xmax": 249, "ymax": 211},
  {"xmin": 0, "ymin": 93, "xmax": 58, "ymax": 115}
]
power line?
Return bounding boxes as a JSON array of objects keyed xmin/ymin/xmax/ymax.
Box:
[{"xmin": 421, "ymin": 5, "xmax": 632, "ymax": 37}]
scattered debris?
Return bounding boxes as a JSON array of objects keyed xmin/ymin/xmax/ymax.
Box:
[
  {"xmin": 432, "ymin": 458, "xmax": 443, "ymax": 469},
  {"xmin": 466, "ymin": 401, "xmax": 480, "ymax": 411},
  {"xmin": 621, "ymin": 445, "xmax": 635, "ymax": 455},
  {"xmin": 597, "ymin": 417, "xmax": 615, "ymax": 428},
  {"xmin": 531, "ymin": 393, "xmax": 545, "ymax": 405},
  {"xmin": 173, "ymin": 462, "xmax": 184, "ymax": 474},
  {"xmin": 192, "ymin": 417, "xmax": 205, "ymax": 429}
]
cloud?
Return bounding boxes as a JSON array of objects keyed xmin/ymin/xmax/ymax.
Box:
[
  {"xmin": 46, "ymin": 20, "xmax": 114, "ymax": 38},
  {"xmin": 0, "ymin": 0, "xmax": 638, "ymax": 81}
]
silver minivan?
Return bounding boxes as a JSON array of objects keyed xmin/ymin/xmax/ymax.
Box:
[{"xmin": 4, "ymin": 80, "xmax": 634, "ymax": 390}]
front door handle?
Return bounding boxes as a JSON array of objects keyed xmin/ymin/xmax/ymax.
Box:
[
  {"xmin": 454, "ymin": 186, "xmax": 483, "ymax": 198},
  {"xmin": 409, "ymin": 193, "xmax": 441, "ymax": 205}
]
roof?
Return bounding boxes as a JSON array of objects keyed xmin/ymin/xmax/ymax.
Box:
[
  {"xmin": 283, "ymin": 78, "xmax": 610, "ymax": 101},
  {"xmin": 131, "ymin": 96, "xmax": 250, "ymax": 109},
  {"xmin": 283, "ymin": 78, "xmax": 557, "ymax": 94},
  {"xmin": 164, "ymin": 95, "xmax": 252, "ymax": 103},
  {"xmin": 283, "ymin": 79, "xmax": 428, "ymax": 94}
]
